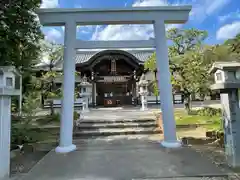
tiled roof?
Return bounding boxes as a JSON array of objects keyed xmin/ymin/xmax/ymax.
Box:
[
  {"xmin": 40, "ymin": 49, "xmax": 154, "ymax": 70},
  {"xmin": 75, "ymin": 49, "xmax": 154, "ymax": 64}
]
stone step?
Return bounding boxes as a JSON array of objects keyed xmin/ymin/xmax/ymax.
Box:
[
  {"xmin": 73, "ymin": 137, "xmax": 160, "ymax": 149},
  {"xmin": 73, "ymin": 127, "xmax": 162, "ymax": 137},
  {"xmin": 35, "ymin": 136, "xmax": 160, "ymax": 151},
  {"xmin": 80, "ymin": 118, "xmax": 155, "ymax": 124},
  {"xmin": 77, "ymin": 121, "xmax": 157, "ymax": 129},
  {"xmin": 73, "ymin": 135, "xmax": 154, "ymax": 143}
]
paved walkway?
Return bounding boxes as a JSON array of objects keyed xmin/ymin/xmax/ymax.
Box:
[
  {"xmin": 82, "ymin": 108, "xmax": 155, "ymax": 121},
  {"xmin": 18, "ymin": 101, "xmax": 230, "ymax": 180},
  {"xmin": 19, "ymin": 139, "xmax": 230, "ymax": 180}
]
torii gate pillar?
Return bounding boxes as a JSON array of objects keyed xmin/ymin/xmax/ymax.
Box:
[{"xmin": 154, "ymin": 20, "xmax": 181, "ymax": 147}]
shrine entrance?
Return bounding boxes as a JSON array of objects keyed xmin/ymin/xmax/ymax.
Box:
[
  {"xmin": 96, "ymin": 80, "xmax": 133, "ymax": 107},
  {"xmin": 78, "ymin": 50, "xmax": 141, "ymax": 107}
]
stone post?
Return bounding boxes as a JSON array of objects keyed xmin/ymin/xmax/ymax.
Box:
[
  {"xmin": 0, "ymin": 96, "xmax": 11, "ymax": 179},
  {"xmin": 141, "ymin": 93, "xmax": 145, "ymax": 110}
]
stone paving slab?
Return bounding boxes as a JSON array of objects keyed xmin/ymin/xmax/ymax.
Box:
[{"xmin": 19, "ymin": 139, "xmax": 231, "ymax": 180}]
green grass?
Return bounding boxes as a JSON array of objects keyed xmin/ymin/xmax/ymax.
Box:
[{"xmin": 174, "ymin": 110, "xmax": 222, "ymax": 131}]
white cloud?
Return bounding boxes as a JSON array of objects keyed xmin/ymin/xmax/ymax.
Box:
[
  {"xmin": 189, "ymin": 0, "xmax": 231, "ymax": 23},
  {"xmin": 216, "ymin": 21, "xmax": 240, "ymax": 40},
  {"xmin": 91, "ymin": 24, "xmax": 154, "ymax": 41},
  {"xmin": 132, "ymin": 0, "xmax": 167, "ymax": 6},
  {"xmin": 90, "ymin": 23, "xmax": 183, "ymax": 41},
  {"xmin": 133, "ymin": 0, "xmax": 229, "ymax": 24},
  {"xmin": 77, "ymin": 25, "xmax": 94, "ymax": 31},
  {"xmin": 219, "ymin": 10, "xmax": 240, "ymax": 23},
  {"xmin": 44, "ymin": 28, "xmax": 62, "ymax": 43},
  {"xmin": 84, "ymin": 0, "xmax": 230, "ymax": 41},
  {"xmin": 74, "ymin": 4, "xmax": 82, "ymax": 8},
  {"xmin": 91, "ymin": 25, "xmax": 105, "ymax": 40},
  {"xmin": 40, "ymin": 0, "xmax": 59, "ymax": 8},
  {"xmin": 206, "ymin": 0, "xmax": 230, "ymax": 15},
  {"xmin": 91, "ymin": 0, "xmax": 183, "ymax": 41}
]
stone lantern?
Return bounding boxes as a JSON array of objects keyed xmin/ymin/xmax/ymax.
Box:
[
  {"xmin": 79, "ymin": 75, "xmax": 92, "ymax": 112},
  {"xmin": 0, "ymin": 66, "xmax": 21, "ymax": 179},
  {"xmin": 138, "ymin": 73, "xmax": 148, "ymax": 111},
  {"xmin": 210, "ymin": 62, "xmax": 240, "ymax": 167}
]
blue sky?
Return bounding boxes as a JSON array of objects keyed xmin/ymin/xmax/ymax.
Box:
[{"xmin": 40, "ymin": 0, "xmax": 240, "ymax": 45}]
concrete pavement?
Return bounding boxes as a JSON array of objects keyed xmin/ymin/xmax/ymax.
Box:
[
  {"xmin": 18, "ymin": 139, "xmax": 231, "ymax": 180},
  {"xmin": 16, "ymin": 100, "xmax": 230, "ymax": 180}
]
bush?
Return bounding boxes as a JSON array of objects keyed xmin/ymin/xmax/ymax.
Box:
[
  {"xmin": 11, "ymin": 91, "xmax": 51, "ymax": 149},
  {"xmin": 37, "ymin": 113, "xmax": 61, "ymax": 125},
  {"xmin": 74, "ymin": 111, "xmax": 80, "ymax": 121},
  {"xmin": 51, "ymin": 113, "xmax": 61, "ymax": 122},
  {"xmin": 11, "ymin": 116, "xmax": 52, "ymax": 150},
  {"xmin": 42, "ymin": 111, "xmax": 80, "ymax": 124},
  {"xmin": 196, "ymin": 107, "xmax": 222, "ymax": 117}
]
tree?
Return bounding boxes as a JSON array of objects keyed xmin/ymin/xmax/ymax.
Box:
[
  {"xmin": 167, "ymin": 28, "xmax": 208, "ymax": 56},
  {"xmin": 171, "ymin": 46, "xmax": 212, "ymax": 112},
  {"xmin": 145, "ymin": 28, "xmax": 209, "ymax": 111},
  {"xmin": 203, "ymin": 44, "xmax": 234, "ymax": 63},
  {"xmin": 224, "ymin": 33, "xmax": 240, "ymax": 59},
  {"xmin": 0, "ymin": 0, "xmax": 43, "ymax": 69},
  {"xmin": 38, "ymin": 42, "xmax": 81, "ymax": 115},
  {"xmin": 40, "ymin": 42, "xmax": 64, "ymax": 115}
]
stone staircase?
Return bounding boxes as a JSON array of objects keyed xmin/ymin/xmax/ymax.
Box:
[{"xmin": 73, "ymin": 118, "xmax": 162, "ymax": 139}]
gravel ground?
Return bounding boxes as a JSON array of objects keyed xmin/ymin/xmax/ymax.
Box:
[
  {"xmin": 192, "ymin": 145, "xmax": 240, "ymax": 180},
  {"xmin": 10, "ymin": 150, "xmax": 49, "ymax": 179}
]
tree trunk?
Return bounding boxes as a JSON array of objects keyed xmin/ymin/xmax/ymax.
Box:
[
  {"xmin": 40, "ymin": 80, "xmax": 44, "ymax": 108},
  {"xmin": 183, "ymin": 92, "xmax": 191, "ymax": 114},
  {"xmin": 49, "ymin": 80, "xmax": 54, "ymax": 116},
  {"xmin": 154, "ymin": 71, "xmax": 158, "ymax": 104},
  {"xmin": 49, "ymin": 66, "xmax": 54, "ymax": 116}
]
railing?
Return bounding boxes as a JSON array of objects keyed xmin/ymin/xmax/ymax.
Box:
[
  {"xmin": 43, "ymin": 98, "xmax": 90, "ymax": 108},
  {"xmin": 44, "ymin": 93, "xmax": 183, "ymax": 108},
  {"xmin": 133, "ymin": 93, "xmax": 184, "ymax": 105}
]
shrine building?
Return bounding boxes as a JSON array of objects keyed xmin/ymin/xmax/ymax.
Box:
[{"xmin": 37, "ymin": 48, "xmax": 156, "ymax": 107}]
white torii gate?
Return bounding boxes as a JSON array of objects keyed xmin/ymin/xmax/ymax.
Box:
[{"xmin": 37, "ymin": 6, "xmax": 192, "ymax": 153}]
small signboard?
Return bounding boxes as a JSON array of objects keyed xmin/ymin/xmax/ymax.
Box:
[{"xmin": 97, "ymin": 76, "xmax": 128, "ymax": 82}]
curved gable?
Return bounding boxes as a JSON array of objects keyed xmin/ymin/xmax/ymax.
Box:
[{"xmin": 75, "ymin": 49, "xmax": 154, "ymax": 65}]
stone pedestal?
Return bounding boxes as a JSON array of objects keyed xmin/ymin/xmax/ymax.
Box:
[
  {"xmin": 138, "ymin": 77, "xmax": 148, "ymax": 111},
  {"xmin": 80, "ymin": 75, "xmax": 92, "ymax": 113},
  {"xmin": 140, "ymin": 91, "xmax": 148, "ymax": 111},
  {"xmin": 82, "ymin": 97, "xmax": 90, "ymax": 112},
  {"xmin": 221, "ymin": 90, "xmax": 240, "ymax": 167}
]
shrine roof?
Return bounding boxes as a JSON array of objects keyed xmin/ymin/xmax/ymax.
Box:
[{"xmin": 36, "ymin": 49, "xmax": 154, "ymax": 71}]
